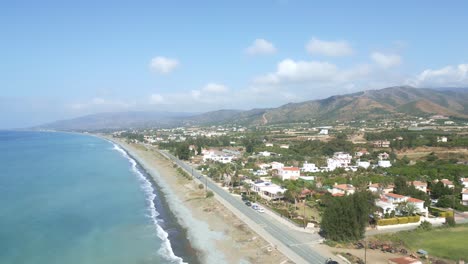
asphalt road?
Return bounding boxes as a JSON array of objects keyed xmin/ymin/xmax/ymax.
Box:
[{"xmin": 160, "ymin": 150, "xmax": 328, "ymax": 264}]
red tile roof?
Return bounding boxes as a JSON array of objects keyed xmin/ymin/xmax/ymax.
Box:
[
  {"xmin": 334, "ymin": 184, "xmax": 355, "ymax": 191},
  {"xmin": 388, "ymin": 257, "xmax": 421, "ymax": 264},
  {"xmin": 408, "ymin": 197, "xmax": 424, "ymax": 203},
  {"xmin": 282, "ymin": 167, "xmax": 300, "ymax": 171},
  {"xmin": 385, "ymin": 193, "xmax": 406, "ymax": 199}
]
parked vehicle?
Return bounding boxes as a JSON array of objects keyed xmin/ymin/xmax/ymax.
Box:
[
  {"xmin": 257, "ymin": 207, "xmax": 265, "ymax": 213},
  {"xmin": 245, "ymin": 201, "xmax": 252, "ymax": 206}
]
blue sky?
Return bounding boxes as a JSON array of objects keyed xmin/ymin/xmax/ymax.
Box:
[{"xmin": 1, "ymin": 0, "xmax": 468, "ymax": 128}]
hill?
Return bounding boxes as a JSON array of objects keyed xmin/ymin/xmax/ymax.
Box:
[{"xmin": 36, "ymin": 86, "xmax": 468, "ymax": 130}]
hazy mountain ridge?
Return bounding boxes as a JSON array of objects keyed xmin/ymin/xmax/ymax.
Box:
[{"xmin": 37, "ymin": 86, "xmax": 468, "ymax": 131}]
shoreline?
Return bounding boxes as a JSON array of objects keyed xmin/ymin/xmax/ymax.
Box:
[
  {"xmin": 102, "ymin": 135, "xmax": 291, "ymax": 264},
  {"xmin": 109, "ymin": 141, "xmax": 201, "ymax": 264}
]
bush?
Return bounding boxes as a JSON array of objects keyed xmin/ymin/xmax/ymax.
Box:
[
  {"xmin": 377, "ymin": 216, "xmax": 420, "ymax": 226},
  {"xmin": 198, "ymin": 183, "xmax": 204, "ymax": 189},
  {"xmin": 418, "ymin": 220, "xmax": 432, "ymax": 231},
  {"xmin": 446, "ymin": 216, "xmax": 456, "ymax": 227},
  {"xmin": 206, "ymin": 190, "xmax": 214, "ymax": 198},
  {"xmin": 398, "ymin": 217, "xmax": 409, "ymax": 224}
]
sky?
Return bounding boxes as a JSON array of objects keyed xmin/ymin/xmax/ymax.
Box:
[{"xmin": 1, "ymin": 0, "xmax": 468, "ymax": 128}]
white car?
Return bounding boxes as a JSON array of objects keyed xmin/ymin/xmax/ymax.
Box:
[{"xmin": 257, "ymin": 207, "xmax": 265, "ymax": 213}]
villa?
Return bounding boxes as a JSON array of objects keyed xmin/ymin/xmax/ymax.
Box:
[
  {"xmin": 409, "ymin": 181, "xmax": 427, "ymax": 193},
  {"xmin": 328, "ymin": 183, "xmax": 355, "ymax": 196},
  {"xmin": 278, "ymin": 166, "xmax": 300, "ymax": 181},
  {"xmin": 375, "ymin": 193, "xmax": 428, "ymax": 217},
  {"xmin": 250, "ymin": 181, "xmax": 286, "ymax": 200},
  {"xmin": 327, "ymin": 152, "xmax": 352, "ymax": 171}
]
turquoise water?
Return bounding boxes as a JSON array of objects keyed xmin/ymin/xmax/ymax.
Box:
[{"xmin": 0, "ymin": 131, "xmax": 192, "ymax": 264}]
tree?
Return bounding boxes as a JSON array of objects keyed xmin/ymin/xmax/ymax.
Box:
[
  {"xmin": 321, "ymin": 191, "xmax": 375, "ymax": 241},
  {"xmin": 175, "ymin": 144, "xmax": 190, "ymax": 160}
]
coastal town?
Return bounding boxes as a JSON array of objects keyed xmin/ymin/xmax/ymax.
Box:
[{"xmin": 112, "ymin": 114, "xmax": 468, "ymax": 264}]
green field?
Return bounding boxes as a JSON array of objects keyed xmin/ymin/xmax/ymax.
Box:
[{"xmin": 375, "ymin": 224, "xmax": 468, "ymax": 261}]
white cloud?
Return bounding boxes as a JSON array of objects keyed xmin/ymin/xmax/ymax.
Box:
[
  {"xmin": 149, "ymin": 56, "xmax": 179, "ymax": 74},
  {"xmin": 149, "ymin": 94, "xmax": 167, "ymax": 104},
  {"xmin": 371, "ymin": 52, "xmax": 402, "ymax": 68},
  {"xmin": 407, "ymin": 64, "xmax": 468, "ymax": 87},
  {"xmin": 246, "ymin": 39, "xmax": 277, "ymax": 55},
  {"xmin": 306, "ymin": 38, "xmax": 353, "ymax": 57},
  {"xmin": 201, "ymin": 83, "xmax": 229, "ymax": 93},
  {"xmin": 68, "ymin": 97, "xmax": 134, "ymax": 111}
]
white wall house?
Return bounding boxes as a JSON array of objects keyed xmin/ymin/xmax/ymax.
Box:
[
  {"xmin": 378, "ymin": 160, "xmax": 392, "ymax": 168},
  {"xmin": 202, "ymin": 151, "xmax": 233, "ymax": 164},
  {"xmin": 435, "ymin": 179, "xmax": 454, "ymax": 189},
  {"xmin": 368, "ymin": 183, "xmax": 394, "ymax": 194},
  {"xmin": 357, "ymin": 160, "xmax": 370, "ymax": 169},
  {"xmin": 328, "ymin": 183, "xmax": 355, "ymax": 196},
  {"xmin": 460, "ymin": 178, "xmax": 468, "ymax": 188},
  {"xmin": 270, "ymin": 162, "xmax": 284, "ymax": 170},
  {"xmin": 301, "ymin": 162, "xmax": 320, "ymax": 173},
  {"xmin": 410, "ymin": 181, "xmax": 427, "ymax": 193},
  {"xmin": 327, "ymin": 152, "xmax": 352, "ymax": 171},
  {"xmin": 462, "ymin": 189, "xmax": 468, "ymax": 206},
  {"xmin": 375, "ymin": 193, "xmax": 428, "ymax": 217},
  {"xmin": 278, "ymin": 167, "xmax": 300, "ymax": 181},
  {"xmin": 251, "ymin": 181, "xmax": 286, "ymax": 201},
  {"xmin": 319, "ymin": 129, "xmax": 328, "ymax": 135}
]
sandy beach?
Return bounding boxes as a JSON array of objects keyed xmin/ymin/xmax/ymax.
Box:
[{"xmin": 106, "ymin": 136, "xmax": 292, "ymax": 264}]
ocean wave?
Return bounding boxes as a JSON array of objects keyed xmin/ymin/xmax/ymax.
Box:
[{"xmin": 112, "ymin": 143, "xmax": 186, "ymax": 264}]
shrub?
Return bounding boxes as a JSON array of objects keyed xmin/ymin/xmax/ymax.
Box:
[
  {"xmin": 398, "ymin": 217, "xmax": 409, "ymax": 224},
  {"xmin": 418, "ymin": 220, "xmax": 432, "ymax": 231},
  {"xmin": 445, "ymin": 216, "xmax": 456, "ymax": 227},
  {"xmin": 206, "ymin": 190, "xmax": 214, "ymax": 198},
  {"xmin": 198, "ymin": 183, "xmax": 204, "ymax": 189}
]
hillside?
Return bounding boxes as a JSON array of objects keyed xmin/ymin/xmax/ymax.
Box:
[{"xmin": 37, "ymin": 86, "xmax": 468, "ymax": 130}]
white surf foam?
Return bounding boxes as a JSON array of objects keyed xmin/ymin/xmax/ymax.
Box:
[{"xmin": 112, "ymin": 143, "xmax": 187, "ymax": 264}]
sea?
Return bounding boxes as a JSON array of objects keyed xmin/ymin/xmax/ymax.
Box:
[{"xmin": 0, "ymin": 131, "xmax": 198, "ymax": 264}]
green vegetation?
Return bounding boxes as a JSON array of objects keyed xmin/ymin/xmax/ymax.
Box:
[
  {"xmin": 321, "ymin": 191, "xmax": 375, "ymax": 242},
  {"xmin": 377, "ymin": 216, "xmax": 420, "ymax": 226},
  {"xmin": 374, "ymin": 224, "xmax": 468, "ymax": 261},
  {"xmin": 206, "ymin": 190, "xmax": 214, "ymax": 198}
]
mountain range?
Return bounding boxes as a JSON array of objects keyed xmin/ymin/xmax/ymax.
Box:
[{"xmin": 36, "ymin": 86, "xmax": 468, "ymax": 131}]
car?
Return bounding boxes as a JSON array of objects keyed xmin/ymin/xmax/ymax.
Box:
[
  {"xmin": 252, "ymin": 205, "xmax": 259, "ymax": 210},
  {"xmin": 257, "ymin": 207, "xmax": 265, "ymax": 213},
  {"xmin": 244, "ymin": 201, "xmax": 252, "ymax": 206}
]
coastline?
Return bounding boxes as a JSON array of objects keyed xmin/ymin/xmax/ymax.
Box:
[{"xmin": 101, "ymin": 135, "xmax": 291, "ymax": 264}]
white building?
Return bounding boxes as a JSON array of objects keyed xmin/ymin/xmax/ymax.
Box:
[
  {"xmin": 368, "ymin": 183, "xmax": 394, "ymax": 194},
  {"xmin": 356, "ymin": 160, "xmax": 370, "ymax": 169},
  {"xmin": 301, "ymin": 162, "xmax": 320, "ymax": 173},
  {"xmin": 202, "ymin": 150, "xmax": 233, "ymax": 164},
  {"xmin": 435, "ymin": 179, "xmax": 454, "ymax": 189},
  {"xmin": 378, "ymin": 160, "xmax": 392, "ymax": 168},
  {"xmin": 265, "ymin": 143, "xmax": 274, "ymax": 147},
  {"xmin": 437, "ymin": 136, "xmax": 448, "ymax": 143},
  {"xmin": 270, "ymin": 162, "xmax": 284, "ymax": 170},
  {"xmin": 410, "ymin": 181, "xmax": 427, "ymax": 193},
  {"xmin": 258, "ymin": 151, "xmax": 271, "ymax": 157},
  {"xmin": 328, "ymin": 183, "xmax": 355, "ymax": 196},
  {"xmin": 279, "ymin": 144, "xmax": 290, "ymax": 149},
  {"xmin": 375, "ymin": 193, "xmax": 428, "ymax": 217},
  {"xmin": 278, "ymin": 167, "xmax": 300, "ymax": 181},
  {"xmin": 462, "ymin": 189, "xmax": 468, "ymax": 206},
  {"xmin": 327, "ymin": 152, "xmax": 352, "ymax": 171},
  {"xmin": 460, "ymin": 178, "xmax": 468, "ymax": 188},
  {"xmin": 251, "ymin": 181, "xmax": 287, "ymax": 201},
  {"xmin": 318, "ymin": 129, "xmax": 328, "ymax": 135}
]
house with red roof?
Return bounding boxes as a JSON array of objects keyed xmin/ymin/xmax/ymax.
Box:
[
  {"xmin": 462, "ymin": 188, "xmax": 468, "ymax": 206},
  {"xmin": 278, "ymin": 166, "xmax": 300, "ymax": 181},
  {"xmin": 328, "ymin": 183, "xmax": 355, "ymax": 196},
  {"xmin": 375, "ymin": 193, "xmax": 428, "ymax": 217},
  {"xmin": 409, "ymin": 181, "xmax": 427, "ymax": 193}
]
